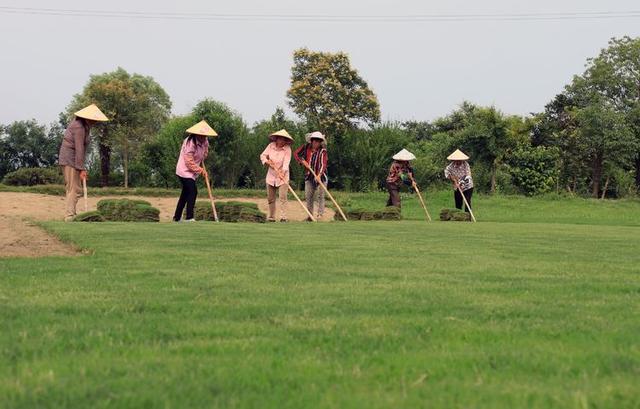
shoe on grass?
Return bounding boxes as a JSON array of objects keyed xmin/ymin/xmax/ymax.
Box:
[
  {"xmin": 182, "ymin": 219, "xmax": 196, "ymax": 223},
  {"xmin": 267, "ymin": 218, "xmax": 276, "ymax": 223},
  {"xmin": 279, "ymin": 218, "xmax": 289, "ymax": 223}
]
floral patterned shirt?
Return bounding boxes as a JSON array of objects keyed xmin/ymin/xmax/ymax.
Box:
[
  {"xmin": 387, "ymin": 161, "xmax": 414, "ymax": 186},
  {"xmin": 444, "ymin": 161, "xmax": 474, "ymax": 191}
]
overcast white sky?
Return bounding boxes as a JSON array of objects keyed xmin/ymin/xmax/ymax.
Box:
[{"xmin": 1, "ymin": 0, "xmax": 639, "ymax": 126}]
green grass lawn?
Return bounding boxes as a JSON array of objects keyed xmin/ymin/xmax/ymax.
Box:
[
  {"xmin": 338, "ymin": 189, "xmax": 640, "ymax": 226},
  {"xmin": 1, "ymin": 195, "xmax": 640, "ymax": 408},
  {"xmin": 4, "ymin": 183, "xmax": 639, "ymax": 226}
]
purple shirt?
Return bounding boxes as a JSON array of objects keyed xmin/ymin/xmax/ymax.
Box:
[{"xmin": 176, "ymin": 137, "xmax": 209, "ymax": 180}]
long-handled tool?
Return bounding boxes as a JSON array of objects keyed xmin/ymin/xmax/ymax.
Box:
[
  {"xmin": 305, "ymin": 164, "xmax": 348, "ymax": 222},
  {"xmin": 267, "ymin": 156, "xmax": 315, "ymax": 222},
  {"xmin": 408, "ymin": 175, "xmax": 431, "ymax": 222},
  {"xmin": 201, "ymin": 166, "xmax": 219, "ymax": 222},
  {"xmin": 82, "ymin": 178, "xmax": 88, "ymax": 212},
  {"xmin": 456, "ymin": 185, "xmax": 477, "ymax": 223}
]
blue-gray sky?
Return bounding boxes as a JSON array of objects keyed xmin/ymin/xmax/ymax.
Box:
[{"xmin": 1, "ymin": 0, "xmax": 639, "ymax": 126}]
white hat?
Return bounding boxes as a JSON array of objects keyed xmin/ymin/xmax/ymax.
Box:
[
  {"xmin": 447, "ymin": 149, "xmax": 469, "ymax": 161},
  {"xmin": 305, "ymin": 131, "xmax": 326, "ymax": 143},
  {"xmin": 392, "ymin": 148, "xmax": 416, "ymax": 161}
]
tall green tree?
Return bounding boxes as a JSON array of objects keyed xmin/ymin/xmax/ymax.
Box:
[
  {"xmin": 138, "ymin": 115, "xmax": 196, "ymax": 188},
  {"xmin": 534, "ymin": 94, "xmax": 591, "ymax": 193},
  {"xmin": 287, "ymin": 48, "xmax": 381, "ymax": 139},
  {"xmin": 534, "ymin": 37, "xmax": 640, "ymax": 197},
  {"xmin": 192, "ymin": 99, "xmax": 249, "ymax": 188},
  {"xmin": 248, "ymin": 107, "xmax": 308, "ymax": 189},
  {"xmin": 580, "ymin": 36, "xmax": 640, "ymax": 190},
  {"xmin": 571, "ymin": 100, "xmax": 635, "ymax": 197},
  {"xmin": 421, "ymin": 103, "xmax": 524, "ymax": 193},
  {"xmin": 546, "ymin": 37, "xmax": 640, "ymax": 197},
  {"xmin": 0, "ymin": 119, "xmax": 62, "ymax": 178},
  {"xmin": 340, "ymin": 123, "xmax": 411, "ymax": 191},
  {"xmin": 459, "ymin": 107, "xmax": 522, "ymax": 193},
  {"xmin": 68, "ymin": 67, "xmax": 171, "ymax": 187}
]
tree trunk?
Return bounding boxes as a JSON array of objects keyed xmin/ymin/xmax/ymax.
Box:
[
  {"xmin": 99, "ymin": 141, "xmax": 111, "ymax": 187},
  {"xmin": 635, "ymin": 153, "xmax": 640, "ymax": 190},
  {"xmin": 601, "ymin": 176, "xmax": 610, "ymax": 199},
  {"xmin": 123, "ymin": 139, "xmax": 128, "ymax": 189},
  {"xmin": 591, "ymin": 153, "xmax": 603, "ymax": 198},
  {"xmin": 490, "ymin": 162, "xmax": 497, "ymax": 194}
]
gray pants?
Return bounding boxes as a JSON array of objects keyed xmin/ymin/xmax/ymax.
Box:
[{"xmin": 305, "ymin": 180, "xmax": 325, "ymax": 217}]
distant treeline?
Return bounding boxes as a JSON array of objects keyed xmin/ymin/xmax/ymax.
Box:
[{"xmin": 1, "ymin": 38, "xmax": 639, "ymax": 198}]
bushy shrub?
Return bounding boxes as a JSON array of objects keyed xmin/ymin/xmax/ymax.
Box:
[
  {"xmin": 194, "ymin": 201, "xmax": 266, "ymax": 223},
  {"xmin": 73, "ymin": 211, "xmax": 105, "ymax": 222},
  {"xmin": 506, "ymin": 146, "xmax": 560, "ymax": 196},
  {"xmin": 439, "ymin": 208, "xmax": 471, "ymax": 222},
  {"xmin": 2, "ymin": 167, "xmax": 63, "ymax": 186},
  {"xmin": 97, "ymin": 199, "xmax": 160, "ymax": 222},
  {"xmin": 338, "ymin": 124, "xmax": 412, "ymax": 191}
]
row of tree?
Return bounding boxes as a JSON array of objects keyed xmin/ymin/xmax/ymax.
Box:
[{"xmin": 1, "ymin": 38, "xmax": 639, "ymax": 197}]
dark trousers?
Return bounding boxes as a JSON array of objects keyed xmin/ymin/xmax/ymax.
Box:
[
  {"xmin": 454, "ymin": 188, "xmax": 473, "ymax": 212},
  {"xmin": 173, "ymin": 176, "xmax": 198, "ymax": 221},
  {"xmin": 386, "ymin": 182, "xmax": 401, "ymax": 207}
]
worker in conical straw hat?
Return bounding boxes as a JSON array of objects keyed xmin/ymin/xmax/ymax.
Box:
[
  {"xmin": 386, "ymin": 148, "xmax": 416, "ymax": 208},
  {"xmin": 58, "ymin": 104, "xmax": 109, "ymax": 221},
  {"xmin": 260, "ymin": 129, "xmax": 294, "ymax": 222},
  {"xmin": 173, "ymin": 120, "xmax": 217, "ymax": 222},
  {"xmin": 444, "ymin": 149, "xmax": 474, "ymax": 213},
  {"xmin": 294, "ymin": 131, "xmax": 328, "ymax": 221}
]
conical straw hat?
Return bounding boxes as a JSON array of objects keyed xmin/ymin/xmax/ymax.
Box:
[
  {"xmin": 392, "ymin": 148, "xmax": 416, "ymax": 161},
  {"xmin": 447, "ymin": 149, "xmax": 469, "ymax": 161},
  {"xmin": 269, "ymin": 129, "xmax": 294, "ymax": 142},
  {"xmin": 186, "ymin": 120, "xmax": 217, "ymax": 137},
  {"xmin": 74, "ymin": 104, "xmax": 109, "ymax": 122}
]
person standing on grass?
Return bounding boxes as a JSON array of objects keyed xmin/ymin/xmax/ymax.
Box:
[
  {"xmin": 173, "ymin": 120, "xmax": 217, "ymax": 222},
  {"xmin": 58, "ymin": 104, "xmax": 109, "ymax": 221},
  {"xmin": 260, "ymin": 129, "xmax": 294, "ymax": 222},
  {"xmin": 386, "ymin": 149, "xmax": 416, "ymax": 208},
  {"xmin": 444, "ymin": 149, "xmax": 474, "ymax": 212},
  {"xmin": 294, "ymin": 131, "xmax": 328, "ymax": 221}
]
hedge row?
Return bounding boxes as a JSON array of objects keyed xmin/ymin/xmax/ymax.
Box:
[{"xmin": 2, "ymin": 167, "xmax": 63, "ymax": 186}]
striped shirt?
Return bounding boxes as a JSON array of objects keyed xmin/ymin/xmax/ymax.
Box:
[{"xmin": 294, "ymin": 143, "xmax": 328, "ymax": 186}]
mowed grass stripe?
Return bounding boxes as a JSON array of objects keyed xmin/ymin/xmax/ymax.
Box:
[{"xmin": 1, "ymin": 220, "xmax": 639, "ymax": 408}]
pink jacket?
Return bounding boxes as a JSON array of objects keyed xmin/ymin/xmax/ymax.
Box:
[
  {"xmin": 260, "ymin": 142, "xmax": 291, "ymax": 187},
  {"xmin": 176, "ymin": 137, "xmax": 209, "ymax": 180}
]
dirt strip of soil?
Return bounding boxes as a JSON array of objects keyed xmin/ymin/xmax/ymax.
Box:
[{"xmin": 0, "ymin": 216, "xmax": 78, "ymax": 258}]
